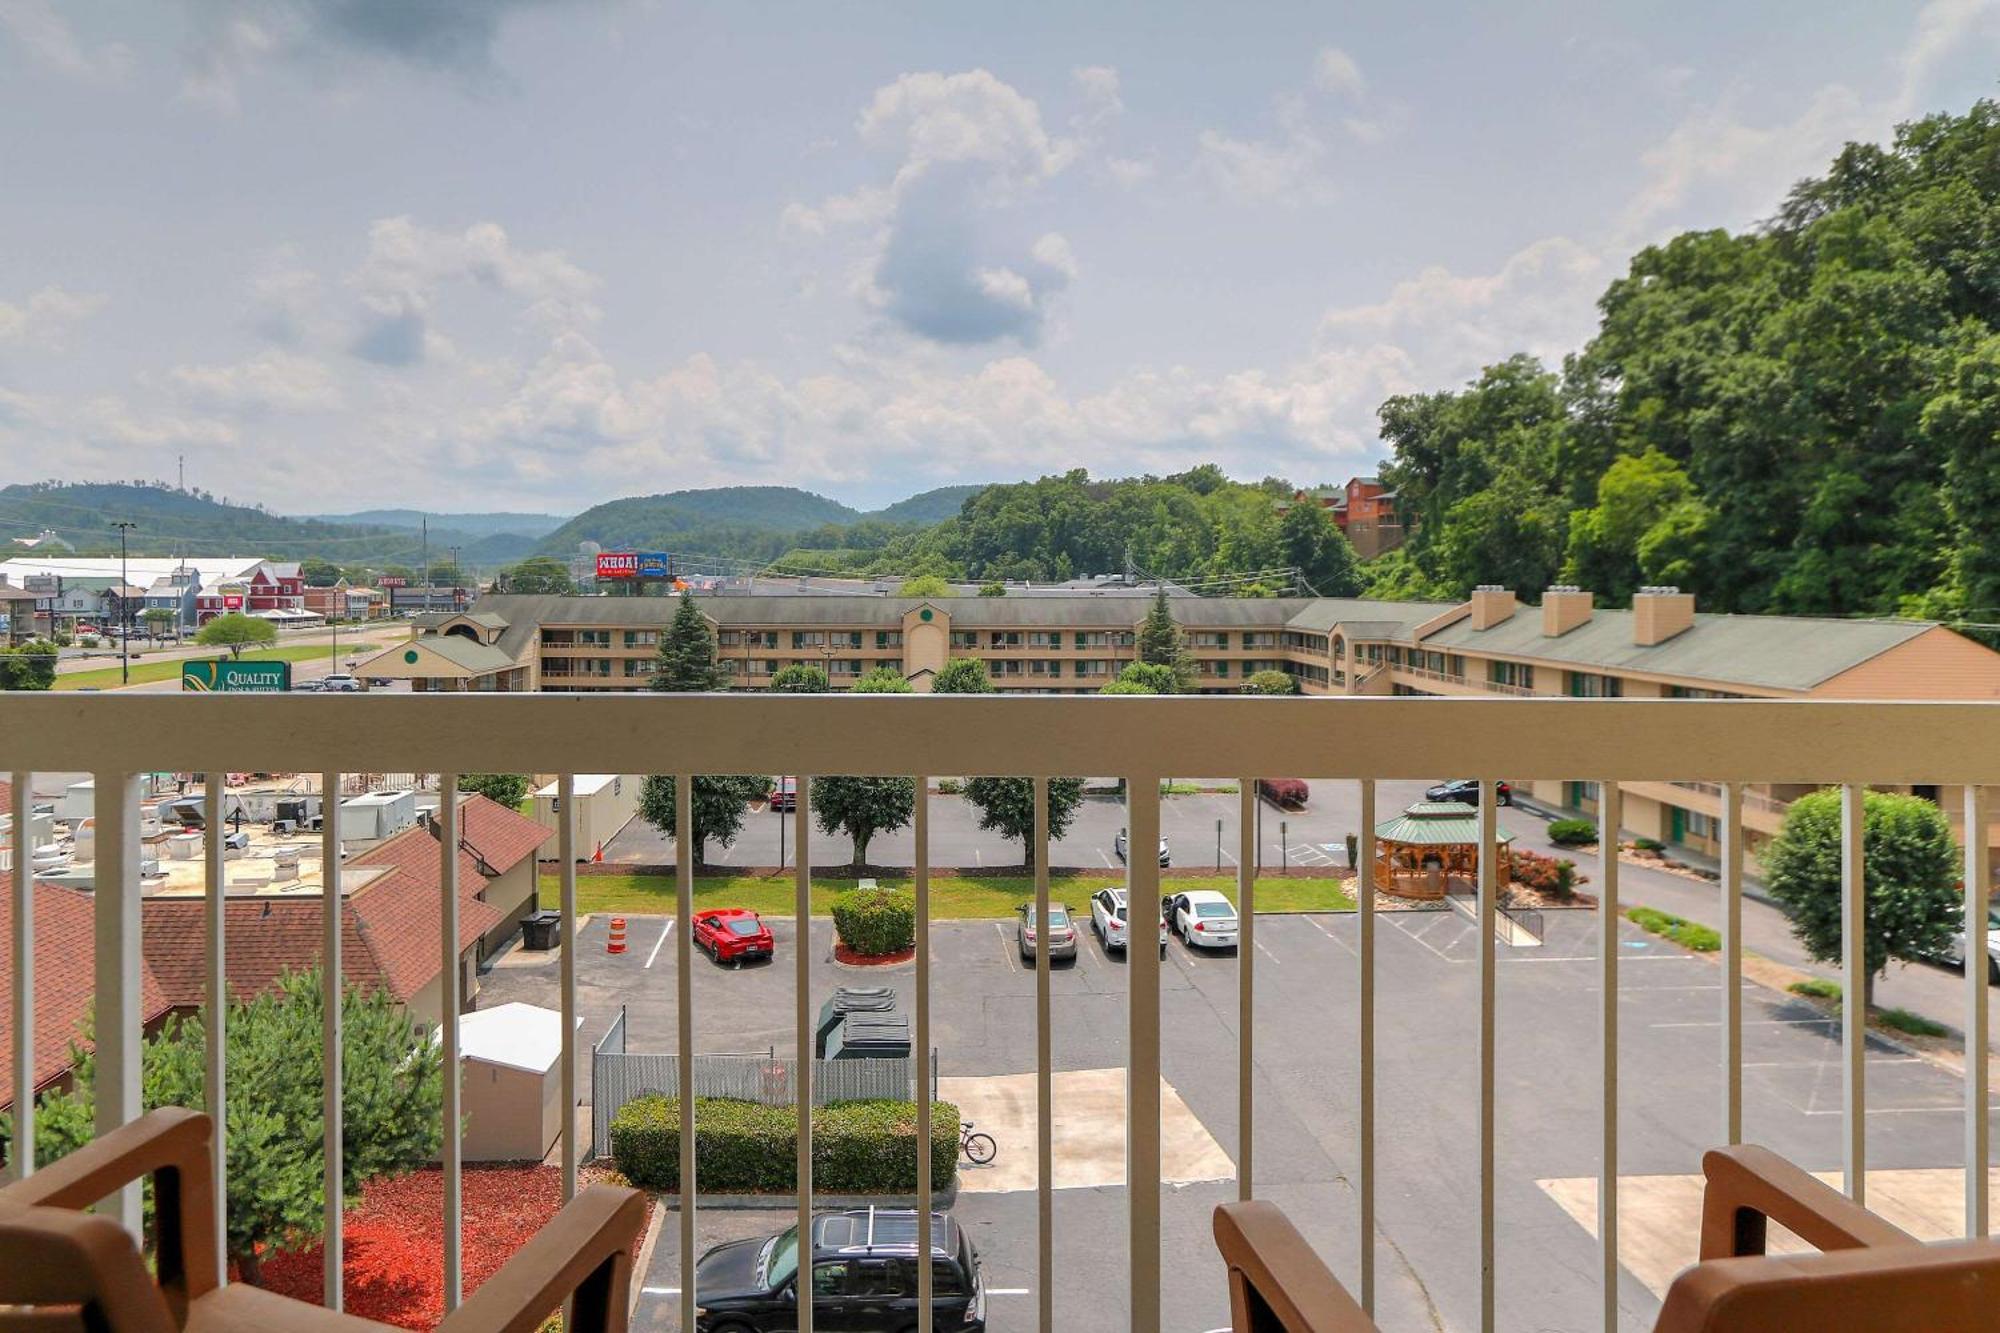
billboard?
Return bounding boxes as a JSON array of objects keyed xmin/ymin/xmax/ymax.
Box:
[
  {"xmin": 637, "ymin": 551, "xmax": 670, "ymax": 579},
  {"xmin": 182, "ymin": 658, "xmax": 292, "ymax": 692},
  {"xmin": 377, "ymin": 575, "xmax": 407, "ymax": 588},
  {"xmin": 596, "ymin": 552, "xmax": 639, "ymax": 579}
]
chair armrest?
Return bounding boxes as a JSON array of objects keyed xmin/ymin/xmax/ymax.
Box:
[
  {"xmin": 1698, "ymin": 1145, "xmax": 1913, "ymax": 1260},
  {"xmin": 1214, "ymin": 1201, "xmax": 1378, "ymax": 1333},
  {"xmin": 0, "ymin": 1106, "xmax": 220, "ymax": 1316},
  {"xmin": 1658, "ymin": 1238, "xmax": 2000, "ymax": 1333},
  {"xmin": 439, "ymin": 1184, "xmax": 647, "ymax": 1333}
]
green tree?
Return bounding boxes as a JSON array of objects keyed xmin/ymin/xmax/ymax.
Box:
[
  {"xmin": 1135, "ymin": 588, "xmax": 1193, "ymax": 690},
  {"xmin": 978, "ymin": 582, "xmax": 1007, "ymax": 597},
  {"xmin": 851, "ymin": 665, "xmax": 912, "ymax": 692},
  {"xmin": 140, "ymin": 607, "xmax": 179, "ymax": 639},
  {"xmin": 899, "ymin": 574, "xmax": 953, "ymax": 598},
  {"xmin": 651, "ymin": 593, "xmax": 729, "ymax": 692},
  {"xmin": 963, "ymin": 776, "xmax": 1087, "ymax": 866},
  {"xmin": 1243, "ymin": 669, "xmax": 1298, "ymax": 695},
  {"xmin": 300, "ymin": 556, "xmax": 341, "ymax": 587},
  {"xmin": 458, "ymin": 773, "xmax": 532, "ymax": 809},
  {"xmin": 814, "ymin": 776, "xmax": 916, "ymax": 868},
  {"xmin": 195, "ymin": 611, "xmax": 277, "ymax": 658},
  {"xmin": 930, "ymin": 657, "xmax": 992, "ymax": 694},
  {"xmin": 1278, "ymin": 501, "xmax": 1363, "ymax": 595},
  {"xmin": 639, "ymin": 774, "xmax": 768, "ymax": 868},
  {"xmin": 1563, "ymin": 449, "xmax": 1709, "ymax": 602},
  {"xmin": 0, "ymin": 638, "xmax": 60, "ymax": 690},
  {"xmin": 770, "ymin": 663, "xmax": 829, "ymax": 692},
  {"xmin": 1763, "ymin": 790, "xmax": 1961, "ymax": 1007},
  {"xmin": 1098, "ymin": 679, "xmax": 1153, "ymax": 695},
  {"xmin": 9, "ymin": 970, "xmax": 441, "ymax": 1284},
  {"xmin": 496, "ymin": 555, "xmax": 577, "ymax": 595},
  {"xmin": 1104, "ymin": 661, "xmax": 1178, "ymax": 694}
]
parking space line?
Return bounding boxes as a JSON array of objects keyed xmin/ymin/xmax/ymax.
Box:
[
  {"xmin": 1098, "ymin": 848, "xmax": 1115, "ymax": 869},
  {"xmin": 643, "ymin": 918, "xmax": 674, "ymax": 970},
  {"xmin": 995, "ymin": 920, "xmax": 1021, "ymax": 972},
  {"xmin": 1302, "ymin": 914, "xmax": 1358, "ymax": 958},
  {"xmin": 1255, "ymin": 938, "xmax": 1280, "ymax": 966}
]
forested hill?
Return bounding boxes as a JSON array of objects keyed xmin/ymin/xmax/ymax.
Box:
[{"xmin": 1366, "ymin": 100, "xmax": 2000, "ymax": 628}]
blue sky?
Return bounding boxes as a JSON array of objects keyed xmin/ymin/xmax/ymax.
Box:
[{"xmin": 2, "ymin": 1, "xmax": 1997, "ymax": 515}]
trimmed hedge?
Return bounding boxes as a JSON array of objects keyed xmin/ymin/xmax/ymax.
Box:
[
  {"xmin": 832, "ymin": 886, "xmax": 916, "ymax": 956},
  {"xmin": 611, "ymin": 1096, "xmax": 958, "ymax": 1194},
  {"xmin": 1546, "ymin": 818, "xmax": 1597, "ymax": 847},
  {"xmin": 1627, "ymin": 906, "xmax": 1720, "ymax": 952},
  {"xmin": 1509, "ymin": 849, "xmax": 1578, "ymax": 899}
]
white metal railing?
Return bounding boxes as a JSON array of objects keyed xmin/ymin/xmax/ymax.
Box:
[{"xmin": 4, "ymin": 694, "xmax": 2000, "ymax": 1333}]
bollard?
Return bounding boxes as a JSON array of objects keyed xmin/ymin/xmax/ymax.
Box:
[{"xmin": 607, "ymin": 916, "xmax": 627, "ymax": 954}]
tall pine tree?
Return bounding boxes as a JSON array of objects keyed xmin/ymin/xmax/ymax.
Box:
[{"xmin": 652, "ymin": 592, "xmax": 730, "ymax": 691}]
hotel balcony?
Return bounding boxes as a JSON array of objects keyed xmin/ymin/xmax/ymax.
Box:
[{"xmin": 3, "ymin": 694, "xmax": 1998, "ymax": 1331}]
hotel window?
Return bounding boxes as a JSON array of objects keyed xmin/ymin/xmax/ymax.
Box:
[
  {"xmin": 1242, "ymin": 632, "xmax": 1276, "ymax": 649},
  {"xmin": 1112, "ymin": 631, "xmax": 1135, "ymax": 647},
  {"xmin": 1028, "ymin": 631, "xmax": 1059, "ymax": 648},
  {"xmin": 1029, "ymin": 660, "xmax": 1063, "ymax": 677},
  {"xmin": 875, "ymin": 658, "xmax": 902, "ymax": 672},
  {"xmin": 1076, "ymin": 660, "xmax": 1109, "ymax": 677},
  {"xmin": 747, "ymin": 631, "xmax": 778, "ymax": 649},
  {"xmin": 1488, "ymin": 660, "xmax": 1534, "ymax": 689},
  {"xmin": 623, "ymin": 630, "xmax": 658, "ymax": 648},
  {"xmin": 718, "ymin": 659, "xmax": 745, "ymax": 676},
  {"xmin": 1193, "ymin": 632, "xmax": 1229, "ymax": 649},
  {"xmin": 840, "ymin": 631, "xmax": 863, "ymax": 648},
  {"xmin": 830, "ymin": 659, "xmax": 862, "ymax": 676},
  {"xmin": 951, "ymin": 631, "xmax": 979, "ymax": 649},
  {"xmin": 1074, "ymin": 631, "xmax": 1108, "ymax": 648},
  {"xmin": 875, "ymin": 630, "xmax": 903, "ymax": 649},
  {"xmin": 1686, "ymin": 810, "xmax": 1719, "ymax": 839},
  {"xmin": 991, "ymin": 660, "xmax": 1023, "ymax": 676},
  {"xmin": 1568, "ymin": 671, "xmax": 1623, "ymax": 697},
  {"xmin": 749, "ymin": 659, "xmax": 776, "ymax": 676},
  {"xmin": 717, "ymin": 630, "xmax": 743, "ymax": 647},
  {"xmin": 990, "ymin": 631, "xmax": 1022, "ymax": 648},
  {"xmin": 1668, "ymin": 684, "xmax": 1741, "ymax": 699},
  {"xmin": 622, "ymin": 658, "xmax": 657, "ymax": 677},
  {"xmin": 792, "ymin": 631, "xmax": 826, "ymax": 649},
  {"xmin": 579, "ymin": 630, "xmax": 610, "ymax": 647}
]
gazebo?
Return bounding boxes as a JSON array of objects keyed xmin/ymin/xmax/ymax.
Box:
[{"xmin": 1373, "ymin": 801, "xmax": 1514, "ymax": 900}]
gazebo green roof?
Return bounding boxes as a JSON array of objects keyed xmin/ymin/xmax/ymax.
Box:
[{"xmin": 1374, "ymin": 801, "xmax": 1516, "ymax": 846}]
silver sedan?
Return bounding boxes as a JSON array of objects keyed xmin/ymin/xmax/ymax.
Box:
[{"xmin": 1016, "ymin": 903, "xmax": 1078, "ymax": 963}]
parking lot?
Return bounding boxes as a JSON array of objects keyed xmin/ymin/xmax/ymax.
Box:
[{"xmin": 480, "ymin": 884, "xmax": 1997, "ymax": 1332}]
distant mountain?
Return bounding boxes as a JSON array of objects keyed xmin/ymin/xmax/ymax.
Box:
[
  {"xmin": 867, "ymin": 485, "xmax": 983, "ymax": 526},
  {"xmin": 310, "ymin": 508, "xmax": 570, "ymax": 540},
  {"xmin": 538, "ymin": 486, "xmax": 864, "ymax": 554},
  {"xmin": 0, "ymin": 481, "xmax": 428, "ymax": 566}
]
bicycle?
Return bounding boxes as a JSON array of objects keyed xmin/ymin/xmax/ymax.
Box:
[{"xmin": 959, "ymin": 1120, "xmax": 997, "ymax": 1166}]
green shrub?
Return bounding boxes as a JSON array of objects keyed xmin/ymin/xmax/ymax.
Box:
[
  {"xmin": 1547, "ymin": 818, "xmax": 1597, "ymax": 847},
  {"xmin": 1634, "ymin": 837, "xmax": 1667, "ymax": 853},
  {"xmin": 833, "ymin": 886, "xmax": 916, "ymax": 956},
  {"xmin": 935, "ymin": 778, "xmax": 964, "ymax": 796},
  {"xmin": 1877, "ymin": 1007, "xmax": 1947, "ymax": 1038},
  {"xmin": 610, "ymin": 1096, "xmax": 958, "ymax": 1193},
  {"xmin": 1510, "ymin": 849, "xmax": 1578, "ymax": 899},
  {"xmin": 1627, "ymin": 906, "xmax": 1719, "ymax": 952},
  {"xmin": 1788, "ymin": 977, "xmax": 1842, "ymax": 1001}
]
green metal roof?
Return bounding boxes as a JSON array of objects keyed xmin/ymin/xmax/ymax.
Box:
[{"xmin": 1375, "ymin": 801, "xmax": 1516, "ymax": 846}]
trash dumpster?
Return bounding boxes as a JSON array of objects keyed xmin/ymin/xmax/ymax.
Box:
[{"xmin": 521, "ymin": 910, "xmax": 562, "ymax": 951}]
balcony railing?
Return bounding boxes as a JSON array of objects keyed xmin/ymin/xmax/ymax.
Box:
[{"xmin": 4, "ymin": 694, "xmax": 1998, "ymax": 1333}]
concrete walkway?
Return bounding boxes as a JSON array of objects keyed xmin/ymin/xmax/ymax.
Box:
[{"xmin": 940, "ymin": 1068, "xmax": 1234, "ymax": 1192}]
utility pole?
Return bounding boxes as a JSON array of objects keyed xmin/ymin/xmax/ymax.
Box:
[
  {"xmin": 449, "ymin": 545, "xmax": 462, "ymax": 610},
  {"xmin": 420, "ymin": 515, "xmax": 430, "ymax": 619},
  {"xmin": 112, "ymin": 521, "xmax": 137, "ymax": 687}
]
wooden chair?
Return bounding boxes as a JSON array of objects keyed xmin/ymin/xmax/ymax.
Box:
[
  {"xmin": 0, "ymin": 1107, "xmax": 647, "ymax": 1333},
  {"xmin": 1214, "ymin": 1143, "xmax": 2000, "ymax": 1332}
]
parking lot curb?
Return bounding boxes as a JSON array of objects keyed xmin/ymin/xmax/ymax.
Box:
[
  {"xmin": 630, "ymin": 1189, "xmax": 668, "ymax": 1319},
  {"xmin": 646, "ymin": 1185, "xmax": 962, "ymax": 1211}
]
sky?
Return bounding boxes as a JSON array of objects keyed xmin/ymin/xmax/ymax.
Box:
[{"xmin": 2, "ymin": 1, "xmax": 1998, "ymax": 517}]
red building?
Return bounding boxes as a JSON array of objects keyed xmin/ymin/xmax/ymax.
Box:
[
  {"xmin": 1283, "ymin": 477, "xmax": 1406, "ymax": 557},
  {"xmin": 193, "ymin": 561, "xmax": 306, "ymax": 623}
]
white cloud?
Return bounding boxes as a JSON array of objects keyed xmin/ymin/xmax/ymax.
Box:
[
  {"xmin": 1070, "ymin": 64, "xmax": 1123, "ymax": 133},
  {"xmin": 1105, "ymin": 155, "xmax": 1156, "ymax": 188},
  {"xmin": 0, "ymin": 0, "xmax": 133, "ymax": 80},
  {"xmin": 1312, "ymin": 46, "xmax": 1365, "ymax": 99},
  {"xmin": 856, "ymin": 68, "xmax": 1077, "ymax": 195},
  {"xmin": 167, "ymin": 350, "xmax": 343, "ymax": 412},
  {"xmin": 1193, "ymin": 123, "xmax": 1326, "ymax": 201},
  {"xmin": 0, "ymin": 285, "xmax": 109, "ymax": 347}
]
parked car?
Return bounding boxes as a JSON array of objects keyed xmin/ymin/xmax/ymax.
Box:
[
  {"xmin": 692, "ymin": 907, "xmax": 774, "ymax": 966},
  {"xmin": 1114, "ymin": 827, "xmax": 1171, "ymax": 866},
  {"xmin": 1934, "ymin": 908, "xmax": 2000, "ymax": 984},
  {"xmin": 693, "ymin": 1207, "xmax": 986, "ymax": 1332},
  {"xmin": 1089, "ymin": 886, "xmax": 1168, "ymax": 957},
  {"xmin": 320, "ymin": 673, "xmax": 362, "ymax": 692},
  {"xmin": 292, "ymin": 679, "xmax": 327, "ymax": 693},
  {"xmin": 1016, "ymin": 903, "xmax": 1077, "ymax": 963},
  {"xmin": 1426, "ymin": 778, "xmax": 1511, "ymax": 806},
  {"xmin": 1166, "ymin": 889, "xmax": 1240, "ymax": 949},
  {"xmin": 769, "ymin": 776, "xmax": 798, "ymax": 812}
]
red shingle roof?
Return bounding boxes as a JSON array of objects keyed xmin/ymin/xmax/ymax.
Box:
[{"xmin": 456, "ymin": 793, "xmax": 554, "ymax": 872}]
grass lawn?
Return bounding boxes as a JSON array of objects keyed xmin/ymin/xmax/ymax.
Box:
[
  {"xmin": 549, "ymin": 871, "xmax": 1356, "ymax": 919},
  {"xmin": 56, "ymin": 643, "xmax": 360, "ymax": 691}
]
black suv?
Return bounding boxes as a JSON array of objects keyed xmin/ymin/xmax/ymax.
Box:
[
  {"xmin": 1425, "ymin": 778, "xmax": 1512, "ymax": 806},
  {"xmin": 693, "ymin": 1207, "xmax": 985, "ymax": 1331}
]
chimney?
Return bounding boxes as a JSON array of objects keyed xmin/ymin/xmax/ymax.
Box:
[
  {"xmin": 1541, "ymin": 586, "xmax": 1593, "ymax": 637},
  {"xmin": 1632, "ymin": 586, "xmax": 1695, "ymax": 645},
  {"xmin": 1468, "ymin": 585, "xmax": 1516, "ymax": 630}
]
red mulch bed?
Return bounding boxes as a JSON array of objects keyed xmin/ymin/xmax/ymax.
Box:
[
  {"xmin": 832, "ymin": 940, "xmax": 915, "ymax": 966},
  {"xmin": 259, "ymin": 1165, "xmax": 651, "ymax": 1329}
]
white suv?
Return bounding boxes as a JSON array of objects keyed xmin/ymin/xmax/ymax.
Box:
[
  {"xmin": 1089, "ymin": 887, "xmax": 1167, "ymax": 957},
  {"xmin": 320, "ymin": 674, "xmax": 362, "ymax": 692}
]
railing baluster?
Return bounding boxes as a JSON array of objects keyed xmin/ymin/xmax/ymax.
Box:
[
  {"xmin": 1033, "ymin": 776, "xmax": 1052, "ymax": 1333},
  {"xmin": 1966, "ymin": 783, "xmax": 1990, "ymax": 1238},
  {"xmin": 1721, "ymin": 783, "xmax": 1744, "ymax": 1146},
  {"xmin": 322, "ymin": 771, "xmax": 344, "ymax": 1310},
  {"xmin": 675, "ymin": 772, "xmax": 696, "ymax": 1333},
  {"xmin": 1357, "ymin": 778, "xmax": 1376, "ymax": 1315},
  {"xmin": 440, "ymin": 775, "xmax": 463, "ymax": 1309},
  {"xmin": 1126, "ymin": 771, "xmax": 1163, "ymax": 1331},
  {"xmin": 8, "ymin": 770, "xmax": 31, "ymax": 1184},
  {"xmin": 93, "ymin": 772, "xmax": 144, "ymax": 1235},
  {"xmin": 914, "ymin": 777, "xmax": 933, "ymax": 1333},
  {"xmin": 559, "ymin": 775, "xmax": 577, "ymax": 1203},
  {"xmin": 1477, "ymin": 780, "xmax": 1497, "ymax": 1332},
  {"xmin": 1841, "ymin": 783, "xmax": 1866, "ymax": 1203},
  {"xmin": 794, "ymin": 776, "xmax": 813, "ymax": 1333},
  {"xmin": 1598, "ymin": 781, "xmax": 1621, "ymax": 1333},
  {"xmin": 204, "ymin": 775, "xmax": 226, "ymax": 1282},
  {"xmin": 1237, "ymin": 778, "xmax": 1254, "ymax": 1204}
]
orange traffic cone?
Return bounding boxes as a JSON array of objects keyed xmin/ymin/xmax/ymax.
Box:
[
  {"xmin": 593, "ymin": 842, "xmax": 604, "ymax": 864},
  {"xmin": 607, "ymin": 917, "xmax": 627, "ymax": 954}
]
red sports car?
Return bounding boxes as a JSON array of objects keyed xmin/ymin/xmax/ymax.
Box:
[{"xmin": 692, "ymin": 907, "xmax": 774, "ymax": 965}]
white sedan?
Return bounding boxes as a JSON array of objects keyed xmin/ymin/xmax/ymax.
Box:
[
  {"xmin": 1089, "ymin": 887, "xmax": 1168, "ymax": 957},
  {"xmin": 1167, "ymin": 889, "xmax": 1240, "ymax": 949}
]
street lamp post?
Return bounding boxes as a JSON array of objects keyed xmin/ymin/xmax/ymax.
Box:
[{"xmin": 112, "ymin": 521, "xmax": 136, "ymax": 687}]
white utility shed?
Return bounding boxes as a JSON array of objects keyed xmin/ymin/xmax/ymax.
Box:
[
  {"xmin": 533, "ymin": 774, "xmax": 639, "ymax": 860},
  {"xmin": 448, "ymin": 1002, "xmax": 580, "ymax": 1163}
]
